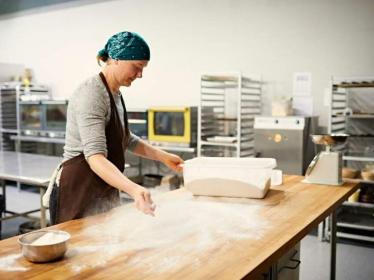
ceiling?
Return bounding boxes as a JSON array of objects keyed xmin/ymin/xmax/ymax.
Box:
[{"xmin": 0, "ymin": 0, "xmax": 111, "ymax": 18}]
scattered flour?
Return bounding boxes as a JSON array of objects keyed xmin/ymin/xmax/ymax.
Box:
[
  {"xmin": 0, "ymin": 192, "xmax": 270, "ymax": 274},
  {"xmin": 0, "ymin": 254, "xmax": 28, "ymax": 272},
  {"xmin": 67, "ymin": 192, "xmax": 270, "ymax": 274},
  {"xmin": 31, "ymin": 232, "xmax": 67, "ymax": 245}
]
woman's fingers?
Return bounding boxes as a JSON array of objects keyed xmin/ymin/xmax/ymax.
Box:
[
  {"xmin": 143, "ymin": 191, "xmax": 156, "ymax": 216},
  {"xmin": 132, "ymin": 186, "xmax": 156, "ymax": 216},
  {"xmin": 137, "ymin": 190, "xmax": 155, "ymax": 216},
  {"xmin": 144, "ymin": 190, "xmax": 153, "ymax": 205},
  {"xmin": 144, "ymin": 192, "xmax": 156, "ymax": 212},
  {"xmin": 136, "ymin": 198, "xmax": 152, "ymax": 216},
  {"xmin": 163, "ymin": 153, "xmax": 184, "ymax": 172},
  {"xmin": 166, "ymin": 155, "xmax": 184, "ymax": 172},
  {"xmin": 174, "ymin": 156, "xmax": 184, "ymax": 172},
  {"xmin": 175, "ymin": 163, "xmax": 184, "ymax": 172}
]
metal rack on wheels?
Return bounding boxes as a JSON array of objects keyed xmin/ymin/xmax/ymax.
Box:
[
  {"xmin": 198, "ymin": 72, "xmax": 262, "ymax": 158},
  {"xmin": 0, "ymin": 83, "xmax": 50, "ymax": 152},
  {"xmin": 324, "ymin": 76, "xmax": 374, "ymax": 243},
  {"xmin": 0, "ymin": 83, "xmax": 50, "ymax": 192}
]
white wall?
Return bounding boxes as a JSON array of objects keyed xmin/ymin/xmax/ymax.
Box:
[{"xmin": 0, "ymin": 0, "xmax": 373, "ymax": 126}]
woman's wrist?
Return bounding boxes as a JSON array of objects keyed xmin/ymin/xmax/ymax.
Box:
[
  {"xmin": 154, "ymin": 148, "xmax": 166, "ymax": 162},
  {"xmin": 155, "ymin": 149, "xmax": 169, "ymax": 163},
  {"xmin": 123, "ymin": 182, "xmax": 142, "ymax": 199}
]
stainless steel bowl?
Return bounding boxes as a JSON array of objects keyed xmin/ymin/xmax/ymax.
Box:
[
  {"xmin": 18, "ymin": 230, "xmax": 70, "ymax": 263},
  {"xmin": 311, "ymin": 134, "xmax": 349, "ymax": 146}
]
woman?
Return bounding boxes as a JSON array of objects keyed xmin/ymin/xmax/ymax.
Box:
[{"xmin": 47, "ymin": 31, "xmax": 183, "ymax": 224}]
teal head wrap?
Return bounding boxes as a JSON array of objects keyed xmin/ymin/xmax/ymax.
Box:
[{"xmin": 98, "ymin": 31, "xmax": 150, "ymax": 61}]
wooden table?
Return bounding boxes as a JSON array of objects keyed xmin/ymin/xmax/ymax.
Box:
[{"xmin": 0, "ymin": 175, "xmax": 358, "ymax": 280}]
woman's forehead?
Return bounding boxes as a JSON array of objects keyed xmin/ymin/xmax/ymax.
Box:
[
  {"xmin": 132, "ymin": 60, "xmax": 148, "ymax": 67},
  {"xmin": 117, "ymin": 59, "xmax": 148, "ymax": 68}
]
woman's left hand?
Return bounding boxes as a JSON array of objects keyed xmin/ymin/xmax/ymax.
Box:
[{"xmin": 161, "ymin": 152, "xmax": 184, "ymax": 172}]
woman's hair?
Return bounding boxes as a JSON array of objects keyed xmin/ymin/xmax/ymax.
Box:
[{"xmin": 96, "ymin": 49, "xmax": 109, "ymax": 66}]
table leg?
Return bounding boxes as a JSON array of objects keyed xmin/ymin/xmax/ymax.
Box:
[
  {"xmin": 39, "ymin": 187, "xmax": 47, "ymax": 228},
  {"xmin": 269, "ymin": 263, "xmax": 278, "ymax": 280},
  {"xmin": 330, "ymin": 210, "xmax": 337, "ymax": 280},
  {"xmin": 325, "ymin": 216, "xmax": 330, "ymax": 242},
  {"xmin": 15, "ymin": 141, "xmax": 21, "ymax": 192},
  {"xmin": 318, "ymin": 220, "xmax": 324, "ymax": 241},
  {"xmin": 1, "ymin": 180, "xmax": 6, "ymax": 212},
  {"xmin": 0, "ymin": 180, "xmax": 5, "ymax": 239}
]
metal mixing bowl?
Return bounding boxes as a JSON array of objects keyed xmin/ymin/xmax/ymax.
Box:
[
  {"xmin": 18, "ymin": 230, "xmax": 70, "ymax": 263},
  {"xmin": 311, "ymin": 134, "xmax": 349, "ymax": 146}
]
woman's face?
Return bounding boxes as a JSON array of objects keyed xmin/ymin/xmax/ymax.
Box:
[{"xmin": 114, "ymin": 60, "xmax": 148, "ymax": 87}]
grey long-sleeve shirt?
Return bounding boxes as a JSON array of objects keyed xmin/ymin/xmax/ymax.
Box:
[{"xmin": 63, "ymin": 74, "xmax": 139, "ymax": 162}]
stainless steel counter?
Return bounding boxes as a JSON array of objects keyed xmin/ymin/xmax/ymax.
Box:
[
  {"xmin": 0, "ymin": 151, "xmax": 130, "ymax": 231},
  {"xmin": 0, "ymin": 151, "xmax": 62, "ymax": 230},
  {"xmin": 0, "ymin": 151, "xmax": 62, "ymax": 186}
]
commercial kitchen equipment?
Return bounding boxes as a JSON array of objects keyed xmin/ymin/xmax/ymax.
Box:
[
  {"xmin": 304, "ymin": 134, "xmax": 348, "ymax": 185},
  {"xmin": 254, "ymin": 116, "xmax": 318, "ymax": 175}
]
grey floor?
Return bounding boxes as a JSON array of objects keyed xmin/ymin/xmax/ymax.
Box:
[{"xmin": 1, "ymin": 185, "xmax": 374, "ymax": 280}]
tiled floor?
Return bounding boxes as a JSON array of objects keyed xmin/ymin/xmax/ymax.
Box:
[{"xmin": 1, "ymin": 185, "xmax": 374, "ymax": 279}]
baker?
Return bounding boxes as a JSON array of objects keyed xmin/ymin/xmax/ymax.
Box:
[{"xmin": 44, "ymin": 31, "xmax": 183, "ymax": 224}]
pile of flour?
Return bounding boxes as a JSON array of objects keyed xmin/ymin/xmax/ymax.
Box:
[{"xmin": 31, "ymin": 232, "xmax": 67, "ymax": 245}]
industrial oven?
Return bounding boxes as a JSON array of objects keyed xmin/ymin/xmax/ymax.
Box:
[{"xmin": 254, "ymin": 116, "xmax": 318, "ymax": 175}]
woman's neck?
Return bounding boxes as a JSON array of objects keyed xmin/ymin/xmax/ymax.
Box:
[{"xmin": 101, "ymin": 68, "xmax": 120, "ymax": 94}]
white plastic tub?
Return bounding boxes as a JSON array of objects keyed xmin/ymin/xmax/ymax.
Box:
[{"xmin": 183, "ymin": 157, "xmax": 277, "ymax": 199}]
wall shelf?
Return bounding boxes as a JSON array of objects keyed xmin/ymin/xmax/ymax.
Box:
[
  {"xmin": 336, "ymin": 232, "xmax": 374, "ymax": 242},
  {"xmin": 343, "ymin": 178, "xmax": 374, "ymax": 185},
  {"xmin": 337, "ymin": 210, "xmax": 374, "ymax": 231},
  {"xmin": 343, "ymin": 201, "xmax": 374, "ymax": 209},
  {"xmin": 343, "ymin": 154, "xmax": 374, "ymax": 162},
  {"xmin": 334, "ymin": 82, "xmax": 374, "ymax": 88}
]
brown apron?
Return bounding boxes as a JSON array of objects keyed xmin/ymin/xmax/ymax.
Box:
[{"xmin": 55, "ymin": 72, "xmax": 130, "ymax": 224}]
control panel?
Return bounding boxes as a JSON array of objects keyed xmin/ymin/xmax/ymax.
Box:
[{"xmin": 254, "ymin": 116, "xmax": 306, "ymax": 130}]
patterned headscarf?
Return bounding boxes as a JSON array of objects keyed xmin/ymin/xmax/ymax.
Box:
[{"xmin": 98, "ymin": 31, "xmax": 150, "ymax": 61}]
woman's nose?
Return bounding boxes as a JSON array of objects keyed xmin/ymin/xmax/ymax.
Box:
[{"xmin": 137, "ymin": 71, "xmax": 143, "ymax": 78}]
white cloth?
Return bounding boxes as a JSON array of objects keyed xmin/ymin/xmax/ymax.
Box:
[{"xmin": 42, "ymin": 164, "xmax": 62, "ymax": 208}]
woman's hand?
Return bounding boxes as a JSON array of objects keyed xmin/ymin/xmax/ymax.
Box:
[
  {"xmin": 132, "ymin": 186, "xmax": 156, "ymax": 216},
  {"xmin": 161, "ymin": 152, "xmax": 184, "ymax": 172},
  {"xmin": 132, "ymin": 140, "xmax": 184, "ymax": 173}
]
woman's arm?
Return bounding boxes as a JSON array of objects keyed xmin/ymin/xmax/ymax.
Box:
[
  {"xmin": 132, "ymin": 139, "xmax": 184, "ymax": 172},
  {"xmin": 87, "ymin": 153, "xmax": 155, "ymax": 216}
]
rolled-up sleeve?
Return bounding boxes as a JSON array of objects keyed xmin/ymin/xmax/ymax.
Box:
[
  {"xmin": 75, "ymin": 89, "xmax": 108, "ymax": 159},
  {"xmin": 127, "ymin": 132, "xmax": 140, "ymax": 152}
]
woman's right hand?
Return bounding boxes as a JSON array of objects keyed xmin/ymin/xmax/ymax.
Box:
[{"xmin": 132, "ymin": 186, "xmax": 156, "ymax": 216}]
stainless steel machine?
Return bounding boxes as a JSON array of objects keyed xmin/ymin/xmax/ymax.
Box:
[
  {"xmin": 254, "ymin": 116, "xmax": 318, "ymax": 175},
  {"xmin": 304, "ymin": 134, "xmax": 348, "ymax": 185}
]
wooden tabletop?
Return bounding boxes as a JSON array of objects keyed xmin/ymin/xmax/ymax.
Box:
[{"xmin": 0, "ymin": 175, "xmax": 358, "ymax": 280}]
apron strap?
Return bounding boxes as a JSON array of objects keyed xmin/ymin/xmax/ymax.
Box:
[{"xmin": 99, "ymin": 72, "xmax": 129, "ymax": 134}]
